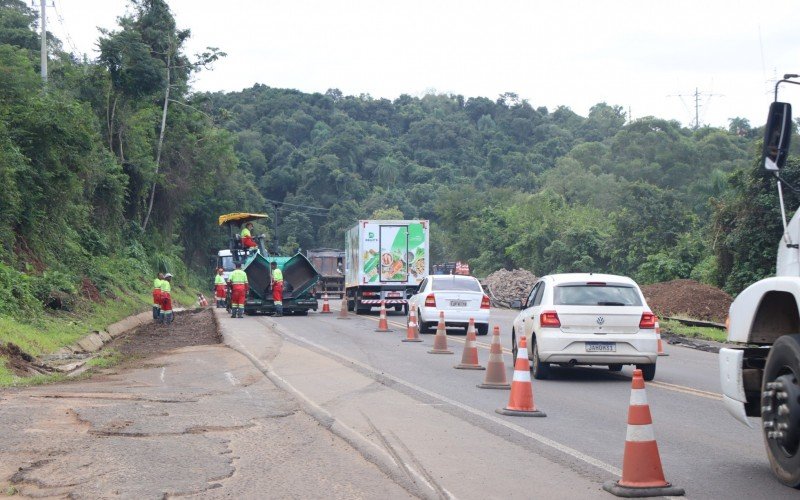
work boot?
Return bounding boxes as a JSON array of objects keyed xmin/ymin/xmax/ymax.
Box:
[
  {"xmin": 165, "ymin": 312, "xmax": 173, "ymax": 325},
  {"xmin": 275, "ymin": 305, "xmax": 283, "ymax": 317},
  {"xmin": 239, "ymin": 308, "xmax": 245, "ymax": 318},
  {"xmin": 231, "ymin": 307, "xmax": 237, "ymax": 318},
  {"xmin": 153, "ymin": 306, "xmax": 159, "ymax": 320}
]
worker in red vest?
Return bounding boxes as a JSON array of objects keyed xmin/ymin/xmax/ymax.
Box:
[
  {"xmin": 229, "ymin": 262, "xmax": 249, "ymax": 318},
  {"xmin": 213, "ymin": 268, "xmax": 226, "ymax": 308},
  {"xmin": 152, "ymin": 272, "xmax": 164, "ymax": 321}
]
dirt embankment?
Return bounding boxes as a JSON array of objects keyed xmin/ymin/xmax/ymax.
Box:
[{"xmin": 640, "ymin": 279, "xmax": 732, "ymax": 324}]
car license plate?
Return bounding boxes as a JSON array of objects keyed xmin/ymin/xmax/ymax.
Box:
[
  {"xmin": 449, "ymin": 299, "xmax": 467, "ymax": 307},
  {"xmin": 586, "ymin": 342, "xmax": 616, "ymax": 352}
]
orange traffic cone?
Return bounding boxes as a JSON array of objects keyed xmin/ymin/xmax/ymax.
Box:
[
  {"xmin": 455, "ymin": 318, "xmax": 485, "ymax": 370},
  {"xmin": 478, "ymin": 326, "xmax": 511, "ymax": 389},
  {"xmin": 402, "ymin": 308, "xmax": 423, "ymax": 342},
  {"xmin": 375, "ymin": 300, "xmax": 391, "ymax": 332},
  {"xmin": 603, "ymin": 369, "xmax": 684, "ymax": 497},
  {"xmin": 336, "ymin": 296, "xmax": 350, "ymax": 320},
  {"xmin": 428, "ymin": 311, "xmax": 453, "ymax": 354},
  {"xmin": 496, "ymin": 336, "xmax": 545, "ymax": 417},
  {"xmin": 655, "ymin": 321, "xmax": 668, "ymax": 356},
  {"xmin": 321, "ymin": 293, "xmax": 331, "ymax": 314}
]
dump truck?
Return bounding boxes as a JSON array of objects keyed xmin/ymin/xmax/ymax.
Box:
[
  {"xmin": 345, "ymin": 220, "xmax": 429, "ymax": 314},
  {"xmin": 217, "ymin": 213, "xmax": 320, "ymax": 316},
  {"xmin": 719, "ymin": 76, "xmax": 800, "ymax": 489},
  {"xmin": 306, "ymin": 248, "xmax": 345, "ymax": 298}
]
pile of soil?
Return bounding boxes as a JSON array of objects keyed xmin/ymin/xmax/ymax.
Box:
[
  {"xmin": 484, "ymin": 268, "xmax": 537, "ymax": 307},
  {"xmin": 80, "ymin": 277, "xmax": 101, "ymax": 302},
  {"xmin": 114, "ymin": 308, "xmax": 221, "ymax": 359},
  {"xmin": 640, "ymin": 279, "xmax": 732, "ymax": 324}
]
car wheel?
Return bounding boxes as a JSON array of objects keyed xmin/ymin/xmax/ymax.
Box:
[
  {"xmin": 532, "ymin": 340, "xmax": 551, "ymax": 380},
  {"xmin": 418, "ymin": 310, "xmax": 433, "ymax": 334},
  {"xmin": 511, "ymin": 329, "xmax": 518, "ymax": 361},
  {"xmin": 608, "ymin": 364, "xmax": 623, "ymax": 372},
  {"xmin": 477, "ymin": 324, "xmax": 489, "ymax": 336},
  {"xmin": 761, "ymin": 334, "xmax": 800, "ymax": 488},
  {"xmin": 636, "ymin": 363, "xmax": 656, "ymax": 381}
]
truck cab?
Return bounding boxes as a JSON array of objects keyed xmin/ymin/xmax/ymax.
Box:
[{"xmin": 720, "ymin": 89, "xmax": 800, "ymax": 488}]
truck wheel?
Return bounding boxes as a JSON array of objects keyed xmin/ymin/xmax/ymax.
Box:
[
  {"xmin": 355, "ymin": 301, "xmax": 370, "ymax": 314},
  {"xmin": 347, "ymin": 299, "xmax": 355, "ymax": 312},
  {"xmin": 477, "ymin": 324, "xmax": 488, "ymax": 336},
  {"xmin": 762, "ymin": 334, "xmax": 800, "ymax": 488},
  {"xmin": 636, "ymin": 363, "xmax": 656, "ymax": 381}
]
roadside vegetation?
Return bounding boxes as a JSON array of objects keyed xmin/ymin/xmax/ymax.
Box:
[
  {"xmin": 1, "ymin": 0, "xmax": 799, "ymax": 380},
  {"xmin": 659, "ymin": 319, "xmax": 728, "ymax": 343}
]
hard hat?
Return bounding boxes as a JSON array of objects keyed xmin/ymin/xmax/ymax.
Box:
[{"xmin": 164, "ymin": 273, "xmax": 173, "ymax": 279}]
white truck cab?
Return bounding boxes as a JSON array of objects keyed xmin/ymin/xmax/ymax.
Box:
[{"xmin": 719, "ymin": 83, "xmax": 800, "ymax": 489}]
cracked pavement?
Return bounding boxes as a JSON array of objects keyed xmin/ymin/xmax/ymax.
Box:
[{"xmin": 0, "ymin": 344, "xmax": 412, "ymax": 498}]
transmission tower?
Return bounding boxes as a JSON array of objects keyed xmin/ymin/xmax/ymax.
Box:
[{"xmin": 667, "ymin": 87, "xmax": 723, "ymax": 129}]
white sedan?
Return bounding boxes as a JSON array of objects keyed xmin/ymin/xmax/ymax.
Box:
[
  {"xmin": 409, "ymin": 275, "xmax": 491, "ymax": 335},
  {"xmin": 511, "ymin": 273, "xmax": 659, "ymax": 380}
]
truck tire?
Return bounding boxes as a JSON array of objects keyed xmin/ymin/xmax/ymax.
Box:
[
  {"xmin": 347, "ymin": 299, "xmax": 355, "ymax": 312},
  {"xmin": 636, "ymin": 363, "xmax": 656, "ymax": 381},
  {"xmin": 477, "ymin": 324, "xmax": 488, "ymax": 336},
  {"xmin": 355, "ymin": 300, "xmax": 370, "ymax": 315},
  {"xmin": 761, "ymin": 334, "xmax": 800, "ymax": 488}
]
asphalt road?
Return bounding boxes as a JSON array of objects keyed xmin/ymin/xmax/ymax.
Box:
[{"xmin": 234, "ymin": 304, "xmax": 797, "ymax": 500}]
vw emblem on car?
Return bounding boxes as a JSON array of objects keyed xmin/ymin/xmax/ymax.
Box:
[{"xmin": 596, "ymin": 316, "xmax": 605, "ymax": 326}]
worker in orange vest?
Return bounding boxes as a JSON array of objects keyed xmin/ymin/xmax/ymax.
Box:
[
  {"xmin": 213, "ymin": 268, "xmax": 226, "ymax": 308},
  {"xmin": 152, "ymin": 272, "xmax": 164, "ymax": 321},
  {"xmin": 229, "ymin": 263, "xmax": 249, "ymax": 318},
  {"xmin": 160, "ymin": 273, "xmax": 174, "ymax": 325},
  {"xmin": 241, "ymin": 222, "xmax": 258, "ymax": 252}
]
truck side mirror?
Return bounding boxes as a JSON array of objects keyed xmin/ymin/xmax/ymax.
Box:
[
  {"xmin": 763, "ymin": 101, "xmax": 792, "ymax": 171},
  {"xmin": 510, "ymin": 299, "xmax": 522, "ymax": 310}
]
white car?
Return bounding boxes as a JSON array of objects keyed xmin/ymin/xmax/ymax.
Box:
[
  {"xmin": 511, "ymin": 273, "xmax": 659, "ymax": 380},
  {"xmin": 409, "ymin": 275, "xmax": 490, "ymax": 335}
]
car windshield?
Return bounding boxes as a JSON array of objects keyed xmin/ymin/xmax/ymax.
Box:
[
  {"xmin": 220, "ymin": 256, "xmax": 235, "ymax": 272},
  {"xmin": 554, "ymin": 284, "xmax": 642, "ymax": 306},
  {"xmin": 431, "ymin": 277, "xmax": 482, "ymax": 292}
]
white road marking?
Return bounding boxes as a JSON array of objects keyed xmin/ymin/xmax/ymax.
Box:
[
  {"xmin": 277, "ymin": 325, "xmax": 623, "ymax": 477},
  {"xmin": 160, "ymin": 367, "xmax": 165, "ymax": 383}
]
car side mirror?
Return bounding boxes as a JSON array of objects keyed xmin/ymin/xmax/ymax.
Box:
[
  {"xmin": 510, "ymin": 299, "xmax": 522, "ymax": 310},
  {"xmin": 764, "ymin": 101, "xmax": 792, "ymax": 171}
]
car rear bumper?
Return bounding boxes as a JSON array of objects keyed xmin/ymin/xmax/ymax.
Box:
[
  {"xmin": 537, "ymin": 334, "xmax": 658, "ymax": 365},
  {"xmin": 419, "ymin": 307, "xmax": 489, "ymax": 326}
]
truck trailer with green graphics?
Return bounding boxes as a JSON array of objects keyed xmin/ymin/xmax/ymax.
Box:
[{"xmin": 345, "ymin": 220, "xmax": 429, "ymax": 314}]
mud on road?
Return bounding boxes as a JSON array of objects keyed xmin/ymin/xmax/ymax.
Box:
[{"xmin": 112, "ymin": 308, "xmax": 221, "ymax": 361}]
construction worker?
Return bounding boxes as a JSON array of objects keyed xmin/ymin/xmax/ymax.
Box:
[
  {"xmin": 271, "ymin": 261, "xmax": 284, "ymax": 317},
  {"xmin": 229, "ymin": 262, "xmax": 249, "ymax": 318},
  {"xmin": 241, "ymin": 222, "xmax": 258, "ymax": 252},
  {"xmin": 213, "ymin": 268, "xmax": 226, "ymax": 308},
  {"xmin": 152, "ymin": 272, "xmax": 164, "ymax": 320},
  {"xmin": 160, "ymin": 273, "xmax": 174, "ymax": 325}
]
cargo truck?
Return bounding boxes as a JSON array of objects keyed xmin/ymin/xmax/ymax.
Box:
[
  {"xmin": 719, "ymin": 75, "xmax": 800, "ymax": 489},
  {"xmin": 306, "ymin": 248, "xmax": 345, "ymax": 298},
  {"xmin": 345, "ymin": 220, "xmax": 429, "ymax": 314}
]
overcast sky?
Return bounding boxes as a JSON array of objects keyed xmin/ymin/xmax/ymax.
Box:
[{"xmin": 45, "ymin": 0, "xmax": 799, "ymax": 128}]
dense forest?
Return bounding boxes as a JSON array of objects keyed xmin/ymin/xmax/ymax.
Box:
[{"xmin": 1, "ymin": 0, "xmax": 799, "ymax": 332}]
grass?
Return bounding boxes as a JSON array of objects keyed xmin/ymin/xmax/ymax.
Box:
[
  {"xmin": 659, "ymin": 318, "xmax": 728, "ymax": 343},
  {"xmin": 0, "ymin": 282, "xmax": 201, "ymax": 387},
  {"xmin": 86, "ymin": 349, "xmax": 122, "ymax": 369}
]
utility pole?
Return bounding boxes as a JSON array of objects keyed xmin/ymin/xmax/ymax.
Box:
[
  {"xmin": 40, "ymin": 0, "xmax": 47, "ymax": 85},
  {"xmin": 667, "ymin": 87, "xmax": 723, "ymax": 129}
]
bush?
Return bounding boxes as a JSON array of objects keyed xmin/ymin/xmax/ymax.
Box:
[{"xmin": 0, "ymin": 262, "xmax": 38, "ymax": 317}]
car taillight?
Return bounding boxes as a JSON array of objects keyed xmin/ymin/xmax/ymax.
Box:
[
  {"xmin": 425, "ymin": 294, "xmax": 436, "ymax": 307},
  {"xmin": 540, "ymin": 310, "xmax": 561, "ymax": 327},
  {"xmin": 639, "ymin": 312, "xmax": 656, "ymax": 329},
  {"xmin": 481, "ymin": 295, "xmax": 491, "ymax": 309}
]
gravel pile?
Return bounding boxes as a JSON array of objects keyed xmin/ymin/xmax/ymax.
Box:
[
  {"xmin": 484, "ymin": 268, "xmax": 537, "ymax": 308},
  {"xmin": 640, "ymin": 279, "xmax": 732, "ymax": 324}
]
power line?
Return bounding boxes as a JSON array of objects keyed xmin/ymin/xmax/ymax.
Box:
[
  {"xmin": 667, "ymin": 87, "xmax": 724, "ymax": 129},
  {"xmin": 52, "ymin": 1, "xmax": 81, "ymax": 56},
  {"xmin": 264, "ymin": 198, "xmax": 331, "ymax": 212}
]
